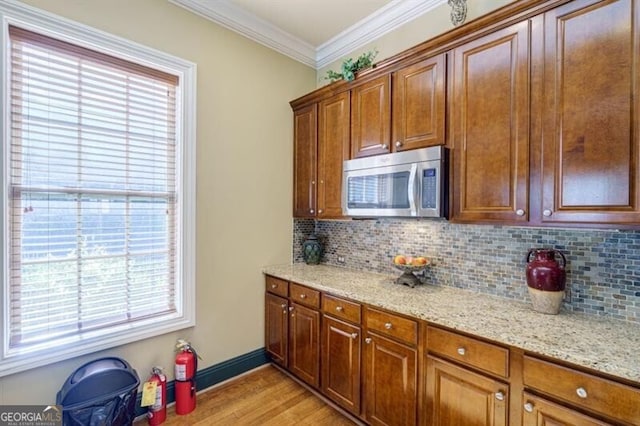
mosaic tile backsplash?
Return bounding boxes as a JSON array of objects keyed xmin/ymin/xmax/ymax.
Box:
[{"xmin": 293, "ymin": 218, "xmax": 640, "ymax": 324}]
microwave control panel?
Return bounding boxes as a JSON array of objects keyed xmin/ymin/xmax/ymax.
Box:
[{"xmin": 422, "ymin": 168, "xmax": 437, "ymax": 209}]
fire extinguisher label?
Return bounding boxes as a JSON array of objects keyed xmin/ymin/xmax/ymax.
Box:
[
  {"xmin": 175, "ymin": 363, "xmax": 186, "ymax": 381},
  {"xmin": 141, "ymin": 381, "xmax": 158, "ymax": 407},
  {"xmin": 152, "ymin": 386, "xmax": 163, "ymax": 410}
]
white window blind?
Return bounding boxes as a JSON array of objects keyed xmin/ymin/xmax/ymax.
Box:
[{"xmin": 7, "ymin": 26, "xmax": 179, "ymax": 353}]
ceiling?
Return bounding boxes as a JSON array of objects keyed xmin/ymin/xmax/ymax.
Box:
[{"xmin": 169, "ymin": 0, "xmax": 448, "ymax": 69}]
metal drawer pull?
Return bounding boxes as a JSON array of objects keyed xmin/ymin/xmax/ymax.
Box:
[
  {"xmin": 280, "ymin": 303, "xmax": 286, "ymax": 309},
  {"xmin": 351, "ymin": 333, "xmax": 358, "ymax": 339},
  {"xmin": 576, "ymin": 387, "xmax": 588, "ymax": 399},
  {"xmin": 300, "ymin": 294, "xmax": 306, "ymax": 299},
  {"xmin": 271, "ymin": 284, "xmax": 277, "ymax": 289},
  {"xmin": 523, "ymin": 402, "xmax": 534, "ymax": 413},
  {"xmin": 457, "ymin": 347, "xmax": 466, "ymax": 356},
  {"xmin": 384, "ymin": 322, "xmax": 392, "ymax": 330},
  {"xmin": 289, "ymin": 306, "xmax": 294, "ymax": 312},
  {"xmin": 365, "ymin": 338, "xmax": 372, "ymax": 344},
  {"xmin": 336, "ymin": 306, "xmax": 344, "ymax": 312},
  {"xmin": 495, "ymin": 391, "xmax": 505, "ymax": 401}
]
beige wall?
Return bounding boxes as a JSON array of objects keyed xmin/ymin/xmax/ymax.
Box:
[
  {"xmin": 317, "ymin": 0, "xmax": 516, "ymax": 86},
  {"xmin": 0, "ymin": 0, "xmax": 315, "ymax": 404}
]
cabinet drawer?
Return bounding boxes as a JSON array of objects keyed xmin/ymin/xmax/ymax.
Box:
[
  {"xmin": 289, "ymin": 282, "xmax": 320, "ymax": 308},
  {"xmin": 365, "ymin": 307, "xmax": 418, "ymax": 345},
  {"xmin": 265, "ymin": 275, "xmax": 288, "ymax": 297},
  {"xmin": 322, "ymin": 294, "xmax": 361, "ymax": 324},
  {"xmin": 427, "ymin": 326, "xmax": 509, "ymax": 378},
  {"xmin": 523, "ymin": 356, "xmax": 640, "ymax": 425}
]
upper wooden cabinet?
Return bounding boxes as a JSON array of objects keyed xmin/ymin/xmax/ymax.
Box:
[
  {"xmin": 292, "ymin": 104, "xmax": 317, "ymax": 218},
  {"xmin": 450, "ymin": 21, "xmax": 531, "ymax": 223},
  {"xmin": 392, "ymin": 55, "xmax": 446, "ymax": 152},
  {"xmin": 536, "ymin": 0, "xmax": 640, "ymax": 225},
  {"xmin": 292, "ymin": 92, "xmax": 349, "ymax": 219},
  {"xmin": 351, "ymin": 75, "xmax": 392, "ymax": 158},
  {"xmin": 291, "ymin": 0, "xmax": 640, "ymax": 227},
  {"xmin": 351, "ymin": 55, "xmax": 447, "ymax": 158},
  {"xmin": 317, "ymin": 92, "xmax": 350, "ymax": 217}
]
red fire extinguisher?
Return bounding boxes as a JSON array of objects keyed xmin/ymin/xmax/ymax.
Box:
[
  {"xmin": 147, "ymin": 367, "xmax": 167, "ymax": 425},
  {"xmin": 175, "ymin": 339, "xmax": 199, "ymax": 415}
]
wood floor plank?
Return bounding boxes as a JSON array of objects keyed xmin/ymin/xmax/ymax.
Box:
[{"xmin": 137, "ymin": 364, "xmax": 357, "ymax": 425}]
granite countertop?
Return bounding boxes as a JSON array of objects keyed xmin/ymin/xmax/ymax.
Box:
[{"xmin": 263, "ymin": 263, "xmax": 640, "ymax": 384}]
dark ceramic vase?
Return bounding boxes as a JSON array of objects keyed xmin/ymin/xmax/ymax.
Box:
[
  {"xmin": 302, "ymin": 234, "xmax": 322, "ymax": 265},
  {"xmin": 525, "ymin": 249, "xmax": 566, "ymax": 291}
]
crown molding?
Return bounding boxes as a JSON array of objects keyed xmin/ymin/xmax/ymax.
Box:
[
  {"xmin": 170, "ymin": 0, "xmax": 447, "ymax": 69},
  {"xmin": 169, "ymin": 0, "xmax": 316, "ymax": 67},
  {"xmin": 316, "ymin": 0, "xmax": 447, "ymax": 68}
]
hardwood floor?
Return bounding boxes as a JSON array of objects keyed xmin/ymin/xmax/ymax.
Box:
[{"xmin": 139, "ymin": 364, "xmax": 357, "ymax": 425}]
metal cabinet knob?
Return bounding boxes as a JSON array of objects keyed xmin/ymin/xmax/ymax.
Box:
[
  {"xmin": 384, "ymin": 322, "xmax": 392, "ymax": 330},
  {"xmin": 576, "ymin": 387, "xmax": 588, "ymax": 399},
  {"xmin": 271, "ymin": 284, "xmax": 277, "ymax": 289},
  {"xmin": 288, "ymin": 306, "xmax": 294, "ymax": 312},
  {"xmin": 523, "ymin": 402, "xmax": 534, "ymax": 413},
  {"xmin": 381, "ymin": 144, "xmax": 388, "ymax": 150},
  {"xmin": 495, "ymin": 391, "xmax": 505, "ymax": 401},
  {"xmin": 543, "ymin": 209, "xmax": 552, "ymax": 217},
  {"xmin": 311, "ymin": 181, "xmax": 315, "ymax": 185},
  {"xmin": 318, "ymin": 209, "xmax": 323, "ymax": 214},
  {"xmin": 516, "ymin": 209, "xmax": 525, "ymax": 216},
  {"xmin": 336, "ymin": 306, "xmax": 344, "ymax": 312},
  {"xmin": 457, "ymin": 347, "xmax": 466, "ymax": 356},
  {"xmin": 280, "ymin": 303, "xmax": 286, "ymax": 309},
  {"xmin": 300, "ymin": 294, "xmax": 306, "ymax": 299},
  {"xmin": 310, "ymin": 209, "xmax": 314, "ymax": 214},
  {"xmin": 320, "ymin": 180, "xmax": 324, "ymax": 184},
  {"xmin": 365, "ymin": 337, "xmax": 372, "ymax": 344},
  {"xmin": 395, "ymin": 141, "xmax": 402, "ymax": 148},
  {"xmin": 351, "ymin": 333, "xmax": 358, "ymax": 339}
]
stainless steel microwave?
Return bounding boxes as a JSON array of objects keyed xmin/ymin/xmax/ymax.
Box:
[{"xmin": 342, "ymin": 146, "xmax": 447, "ymax": 218}]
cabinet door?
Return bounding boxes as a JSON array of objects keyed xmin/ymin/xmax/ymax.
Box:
[
  {"xmin": 363, "ymin": 332, "xmax": 417, "ymax": 426},
  {"xmin": 289, "ymin": 302, "xmax": 320, "ymax": 387},
  {"xmin": 538, "ymin": 0, "xmax": 640, "ymax": 224},
  {"xmin": 321, "ymin": 316, "xmax": 361, "ymax": 415},
  {"xmin": 392, "ymin": 55, "xmax": 446, "ymax": 151},
  {"xmin": 426, "ymin": 356, "xmax": 508, "ymax": 426},
  {"xmin": 351, "ymin": 75, "xmax": 391, "ymax": 158},
  {"xmin": 293, "ymin": 104, "xmax": 317, "ymax": 217},
  {"xmin": 522, "ymin": 392, "xmax": 613, "ymax": 426},
  {"xmin": 451, "ymin": 21, "xmax": 530, "ymax": 223},
  {"xmin": 265, "ymin": 293, "xmax": 288, "ymax": 366},
  {"xmin": 318, "ymin": 91, "xmax": 350, "ymax": 218}
]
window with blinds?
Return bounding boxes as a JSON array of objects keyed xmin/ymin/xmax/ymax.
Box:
[{"xmin": 6, "ymin": 26, "xmax": 180, "ymax": 354}]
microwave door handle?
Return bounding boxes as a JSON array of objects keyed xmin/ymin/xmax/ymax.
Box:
[{"xmin": 408, "ymin": 164, "xmax": 418, "ymax": 215}]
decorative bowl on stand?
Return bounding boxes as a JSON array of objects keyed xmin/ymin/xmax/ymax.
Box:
[{"xmin": 393, "ymin": 261, "xmax": 429, "ymax": 288}]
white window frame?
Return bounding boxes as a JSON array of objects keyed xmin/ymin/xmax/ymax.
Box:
[{"xmin": 0, "ymin": 1, "xmax": 197, "ymax": 377}]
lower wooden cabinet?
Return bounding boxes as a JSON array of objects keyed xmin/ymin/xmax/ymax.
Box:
[
  {"xmin": 265, "ymin": 292, "xmax": 288, "ymax": 366},
  {"xmin": 363, "ymin": 332, "xmax": 418, "ymax": 426},
  {"xmin": 426, "ymin": 356, "xmax": 508, "ymax": 426},
  {"xmin": 321, "ymin": 315, "xmax": 361, "ymax": 415},
  {"xmin": 265, "ymin": 275, "xmax": 639, "ymax": 426},
  {"xmin": 521, "ymin": 392, "xmax": 612, "ymax": 426},
  {"xmin": 523, "ymin": 355, "xmax": 640, "ymax": 425},
  {"xmin": 289, "ymin": 302, "xmax": 320, "ymax": 387}
]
